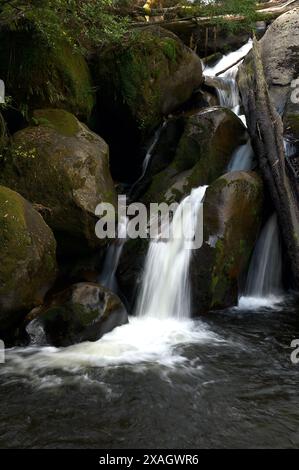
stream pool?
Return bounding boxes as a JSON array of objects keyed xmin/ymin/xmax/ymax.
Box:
[{"xmin": 1, "ymin": 296, "xmax": 299, "ymax": 449}]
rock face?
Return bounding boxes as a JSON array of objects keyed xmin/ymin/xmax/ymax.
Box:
[
  {"xmin": 91, "ymin": 26, "xmax": 203, "ymax": 182},
  {"xmin": 190, "ymin": 171, "xmax": 264, "ymax": 314},
  {"xmin": 26, "ymin": 283, "xmax": 128, "ymax": 347},
  {"xmin": 0, "ymin": 186, "xmax": 57, "ymax": 331},
  {"xmin": 1, "ymin": 109, "xmax": 117, "ymax": 251},
  {"xmin": 141, "ymin": 107, "xmax": 247, "ymax": 205},
  {"xmin": 238, "ymin": 8, "xmax": 299, "ymax": 287},
  {"xmin": 0, "ymin": 24, "xmax": 94, "ymax": 122}
]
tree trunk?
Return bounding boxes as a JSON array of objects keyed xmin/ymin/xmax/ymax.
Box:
[{"xmin": 239, "ymin": 38, "xmax": 299, "ymax": 287}]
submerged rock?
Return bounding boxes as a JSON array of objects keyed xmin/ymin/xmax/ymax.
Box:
[
  {"xmin": 1, "ymin": 109, "xmax": 117, "ymax": 251},
  {"xmin": 91, "ymin": 26, "xmax": 203, "ymax": 182},
  {"xmin": 26, "ymin": 283, "xmax": 128, "ymax": 347},
  {"xmin": 0, "ymin": 186, "xmax": 57, "ymax": 332},
  {"xmin": 190, "ymin": 171, "xmax": 264, "ymax": 313},
  {"xmin": 0, "ymin": 24, "xmax": 94, "ymax": 121},
  {"xmin": 141, "ymin": 107, "xmax": 247, "ymax": 205}
]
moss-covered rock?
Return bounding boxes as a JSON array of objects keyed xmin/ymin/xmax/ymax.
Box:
[
  {"xmin": 0, "ymin": 24, "xmax": 94, "ymax": 122},
  {"xmin": 91, "ymin": 26, "xmax": 203, "ymax": 182},
  {"xmin": 190, "ymin": 171, "xmax": 264, "ymax": 314},
  {"xmin": 0, "ymin": 186, "xmax": 57, "ymax": 331},
  {"xmin": 26, "ymin": 283, "xmax": 128, "ymax": 347},
  {"xmin": 141, "ymin": 107, "xmax": 247, "ymax": 205},
  {"xmin": 0, "ymin": 109, "xmax": 117, "ymax": 251}
]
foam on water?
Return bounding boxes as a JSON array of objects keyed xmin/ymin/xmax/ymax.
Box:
[{"xmin": 2, "ymin": 318, "xmax": 222, "ymax": 380}]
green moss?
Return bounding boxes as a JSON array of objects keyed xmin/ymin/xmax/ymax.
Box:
[
  {"xmin": 32, "ymin": 109, "xmax": 80, "ymax": 136},
  {"xmin": 0, "ymin": 186, "xmax": 30, "ymax": 294},
  {"xmin": 162, "ymin": 38, "xmax": 178, "ymax": 62},
  {"xmin": 0, "ymin": 27, "xmax": 94, "ymax": 121}
]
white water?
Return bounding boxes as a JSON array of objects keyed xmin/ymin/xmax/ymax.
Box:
[
  {"xmin": 239, "ymin": 214, "xmax": 283, "ymax": 309},
  {"xmin": 227, "ymin": 141, "xmax": 254, "ymax": 172},
  {"xmin": 204, "ymin": 39, "xmax": 253, "ymax": 77},
  {"xmin": 3, "ymin": 186, "xmax": 215, "ymax": 374},
  {"xmin": 136, "ymin": 186, "xmax": 208, "ymax": 319},
  {"xmin": 99, "ymin": 123, "xmax": 167, "ymax": 292},
  {"xmin": 204, "ymin": 39, "xmax": 252, "ymax": 126},
  {"xmin": 3, "ymin": 318, "xmax": 222, "ymax": 379}
]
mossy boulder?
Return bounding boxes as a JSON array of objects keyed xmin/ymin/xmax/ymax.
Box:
[
  {"xmin": 141, "ymin": 107, "xmax": 247, "ymax": 205},
  {"xmin": 190, "ymin": 171, "xmax": 264, "ymax": 314},
  {"xmin": 0, "ymin": 186, "xmax": 57, "ymax": 331},
  {"xmin": 91, "ymin": 26, "xmax": 203, "ymax": 182},
  {"xmin": 0, "ymin": 24, "xmax": 94, "ymax": 122},
  {"xmin": 1, "ymin": 109, "xmax": 117, "ymax": 251},
  {"xmin": 26, "ymin": 283, "xmax": 128, "ymax": 347}
]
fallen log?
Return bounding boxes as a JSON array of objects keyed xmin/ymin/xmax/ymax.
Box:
[{"xmin": 238, "ymin": 38, "xmax": 299, "ymax": 286}]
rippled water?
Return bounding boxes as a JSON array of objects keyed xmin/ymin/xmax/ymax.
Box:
[{"xmin": 1, "ymin": 297, "xmax": 299, "ymax": 449}]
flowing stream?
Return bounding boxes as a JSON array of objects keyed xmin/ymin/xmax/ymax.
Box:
[
  {"xmin": 239, "ymin": 214, "xmax": 283, "ymax": 309},
  {"xmin": 1, "ymin": 41, "xmax": 298, "ymax": 449}
]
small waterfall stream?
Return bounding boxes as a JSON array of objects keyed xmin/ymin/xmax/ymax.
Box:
[
  {"xmin": 204, "ymin": 40, "xmax": 254, "ymax": 170},
  {"xmin": 99, "ymin": 124, "xmax": 165, "ymax": 292},
  {"xmin": 136, "ymin": 186, "xmax": 207, "ymax": 319},
  {"xmin": 239, "ymin": 214, "xmax": 283, "ymax": 308}
]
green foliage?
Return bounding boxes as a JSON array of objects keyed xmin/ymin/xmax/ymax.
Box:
[
  {"xmin": 179, "ymin": 0, "xmax": 258, "ymax": 32},
  {"xmin": 0, "ymin": 0, "xmax": 129, "ymax": 51}
]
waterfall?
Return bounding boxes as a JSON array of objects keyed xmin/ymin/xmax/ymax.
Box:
[
  {"xmin": 204, "ymin": 39, "xmax": 253, "ymax": 77},
  {"xmin": 99, "ymin": 124, "xmax": 165, "ymax": 291},
  {"xmin": 239, "ymin": 214, "xmax": 282, "ymax": 308},
  {"xmin": 98, "ymin": 216, "xmax": 128, "ymax": 291},
  {"xmin": 227, "ymin": 141, "xmax": 254, "ymax": 172},
  {"xmin": 204, "ymin": 39, "xmax": 252, "ymax": 125},
  {"xmin": 136, "ymin": 186, "xmax": 207, "ymax": 319}
]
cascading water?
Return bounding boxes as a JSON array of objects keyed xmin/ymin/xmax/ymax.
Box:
[
  {"xmin": 98, "ymin": 215, "xmax": 128, "ymax": 291},
  {"xmin": 99, "ymin": 123, "xmax": 165, "ymax": 292},
  {"xmin": 227, "ymin": 141, "xmax": 254, "ymax": 172},
  {"xmin": 239, "ymin": 214, "xmax": 283, "ymax": 309},
  {"xmin": 136, "ymin": 186, "xmax": 208, "ymax": 319},
  {"xmin": 204, "ymin": 40, "xmax": 254, "ymax": 170}
]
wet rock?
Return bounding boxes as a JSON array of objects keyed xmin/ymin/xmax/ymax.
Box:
[
  {"xmin": 91, "ymin": 26, "xmax": 203, "ymax": 182},
  {"xmin": 0, "ymin": 186, "xmax": 57, "ymax": 332},
  {"xmin": 1, "ymin": 109, "xmax": 117, "ymax": 252},
  {"xmin": 190, "ymin": 171, "xmax": 264, "ymax": 314},
  {"xmin": 141, "ymin": 107, "xmax": 247, "ymax": 205},
  {"xmin": 26, "ymin": 283, "xmax": 128, "ymax": 347}
]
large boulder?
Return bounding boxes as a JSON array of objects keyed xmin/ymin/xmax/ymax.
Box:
[
  {"xmin": 0, "ymin": 24, "xmax": 94, "ymax": 122},
  {"xmin": 190, "ymin": 171, "xmax": 264, "ymax": 313},
  {"xmin": 1, "ymin": 109, "xmax": 117, "ymax": 251},
  {"xmin": 26, "ymin": 283, "xmax": 128, "ymax": 347},
  {"xmin": 239, "ymin": 8, "xmax": 299, "ymax": 114},
  {"xmin": 0, "ymin": 186, "xmax": 57, "ymax": 332},
  {"xmin": 141, "ymin": 107, "xmax": 247, "ymax": 205},
  {"xmin": 91, "ymin": 26, "xmax": 203, "ymax": 182}
]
